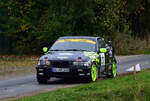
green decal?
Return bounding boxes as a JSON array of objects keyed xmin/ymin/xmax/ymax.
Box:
[
  {"xmin": 95, "ymin": 57, "xmax": 99, "ymax": 63},
  {"xmin": 84, "ymin": 51, "xmax": 99, "ymax": 64}
]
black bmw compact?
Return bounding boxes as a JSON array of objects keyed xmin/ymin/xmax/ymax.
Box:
[{"xmin": 36, "ymin": 36, "xmax": 117, "ymax": 84}]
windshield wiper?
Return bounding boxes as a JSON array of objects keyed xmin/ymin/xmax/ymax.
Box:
[
  {"xmin": 63, "ymin": 49, "xmax": 88, "ymax": 51},
  {"xmin": 50, "ymin": 49, "xmax": 92, "ymax": 52},
  {"xmin": 49, "ymin": 49, "xmax": 63, "ymax": 51}
]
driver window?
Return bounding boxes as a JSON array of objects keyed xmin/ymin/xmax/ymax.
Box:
[{"xmin": 98, "ymin": 39, "xmax": 105, "ymax": 49}]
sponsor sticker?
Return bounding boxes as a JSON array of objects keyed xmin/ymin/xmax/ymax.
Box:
[
  {"xmin": 100, "ymin": 53, "xmax": 105, "ymax": 66},
  {"xmin": 56, "ymin": 39, "xmax": 96, "ymax": 44}
]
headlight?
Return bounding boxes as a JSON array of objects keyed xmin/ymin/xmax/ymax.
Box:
[
  {"xmin": 37, "ymin": 60, "xmax": 50, "ymax": 65},
  {"xmin": 38, "ymin": 61, "xmax": 41, "ymax": 65},
  {"xmin": 73, "ymin": 61, "xmax": 91, "ymax": 67}
]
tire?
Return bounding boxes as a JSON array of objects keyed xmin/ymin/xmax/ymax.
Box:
[
  {"xmin": 36, "ymin": 75, "xmax": 49, "ymax": 84},
  {"xmin": 107, "ymin": 61, "xmax": 117, "ymax": 78},
  {"xmin": 87, "ymin": 63, "xmax": 98, "ymax": 82}
]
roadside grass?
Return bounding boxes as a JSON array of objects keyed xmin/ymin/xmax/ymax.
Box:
[
  {"xmin": 0, "ymin": 56, "xmax": 38, "ymax": 79},
  {"xmin": 14, "ymin": 69, "xmax": 150, "ymax": 101}
]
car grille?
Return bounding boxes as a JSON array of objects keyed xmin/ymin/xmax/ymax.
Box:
[{"xmin": 51, "ymin": 61, "xmax": 71, "ymax": 68}]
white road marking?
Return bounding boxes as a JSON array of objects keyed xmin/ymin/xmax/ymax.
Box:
[{"xmin": 126, "ymin": 64, "xmax": 141, "ymax": 72}]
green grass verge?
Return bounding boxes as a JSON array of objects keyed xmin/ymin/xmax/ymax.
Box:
[
  {"xmin": 14, "ymin": 69, "xmax": 150, "ymax": 101},
  {"xmin": 0, "ymin": 56, "xmax": 37, "ymax": 79}
]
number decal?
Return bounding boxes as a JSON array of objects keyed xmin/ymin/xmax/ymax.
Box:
[{"xmin": 100, "ymin": 53, "xmax": 105, "ymax": 66}]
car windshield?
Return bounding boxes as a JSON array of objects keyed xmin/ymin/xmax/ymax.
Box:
[{"xmin": 50, "ymin": 38, "xmax": 96, "ymax": 52}]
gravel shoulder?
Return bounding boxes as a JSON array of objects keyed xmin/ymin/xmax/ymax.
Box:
[{"xmin": 0, "ymin": 56, "xmax": 38, "ymax": 80}]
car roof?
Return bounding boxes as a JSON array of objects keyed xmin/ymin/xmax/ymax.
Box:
[{"xmin": 58, "ymin": 36, "xmax": 100, "ymax": 41}]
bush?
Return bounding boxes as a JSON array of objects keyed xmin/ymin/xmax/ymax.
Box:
[{"xmin": 113, "ymin": 33, "xmax": 150, "ymax": 55}]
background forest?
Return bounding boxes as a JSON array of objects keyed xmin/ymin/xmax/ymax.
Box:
[{"xmin": 0, "ymin": 0, "xmax": 150, "ymax": 55}]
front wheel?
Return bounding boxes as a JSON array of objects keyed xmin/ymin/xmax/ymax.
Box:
[
  {"xmin": 36, "ymin": 75, "xmax": 50, "ymax": 84},
  {"xmin": 87, "ymin": 63, "xmax": 98, "ymax": 82}
]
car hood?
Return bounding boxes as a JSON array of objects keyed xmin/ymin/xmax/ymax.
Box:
[{"xmin": 39, "ymin": 51, "xmax": 98, "ymax": 62}]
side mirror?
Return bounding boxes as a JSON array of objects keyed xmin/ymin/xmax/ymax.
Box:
[
  {"xmin": 43, "ymin": 47, "xmax": 48, "ymax": 54},
  {"xmin": 99, "ymin": 48, "xmax": 107, "ymax": 53},
  {"xmin": 108, "ymin": 41, "xmax": 112, "ymax": 45},
  {"xmin": 108, "ymin": 41, "xmax": 112, "ymax": 43}
]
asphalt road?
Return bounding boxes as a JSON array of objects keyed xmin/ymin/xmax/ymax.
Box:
[{"xmin": 0, "ymin": 55, "xmax": 150, "ymax": 99}]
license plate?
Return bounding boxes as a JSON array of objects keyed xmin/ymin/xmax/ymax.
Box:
[{"xmin": 52, "ymin": 68, "xmax": 70, "ymax": 72}]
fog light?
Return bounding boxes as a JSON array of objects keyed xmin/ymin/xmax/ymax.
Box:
[
  {"xmin": 78, "ymin": 69, "xmax": 83, "ymax": 72},
  {"xmin": 39, "ymin": 69, "xmax": 43, "ymax": 71},
  {"xmin": 86, "ymin": 73, "xmax": 90, "ymax": 75},
  {"xmin": 39, "ymin": 73, "xmax": 44, "ymax": 75},
  {"xmin": 73, "ymin": 62, "xmax": 78, "ymax": 66},
  {"xmin": 79, "ymin": 73, "xmax": 85, "ymax": 76}
]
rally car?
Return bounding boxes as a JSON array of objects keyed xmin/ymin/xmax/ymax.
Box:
[{"xmin": 36, "ymin": 36, "xmax": 117, "ymax": 84}]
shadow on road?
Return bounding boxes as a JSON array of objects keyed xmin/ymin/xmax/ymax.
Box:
[{"xmin": 45, "ymin": 78, "xmax": 87, "ymax": 85}]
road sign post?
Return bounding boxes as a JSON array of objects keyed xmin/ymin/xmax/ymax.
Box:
[{"xmin": 133, "ymin": 65, "xmax": 136, "ymax": 80}]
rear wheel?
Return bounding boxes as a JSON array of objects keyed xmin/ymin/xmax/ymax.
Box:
[
  {"xmin": 107, "ymin": 61, "xmax": 117, "ymax": 78},
  {"xmin": 112, "ymin": 62, "xmax": 117, "ymax": 77}
]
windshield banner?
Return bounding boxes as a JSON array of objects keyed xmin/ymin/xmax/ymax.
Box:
[{"xmin": 56, "ymin": 39, "xmax": 96, "ymax": 44}]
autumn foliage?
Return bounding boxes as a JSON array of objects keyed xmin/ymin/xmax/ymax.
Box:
[{"xmin": 0, "ymin": 0, "xmax": 150, "ymax": 54}]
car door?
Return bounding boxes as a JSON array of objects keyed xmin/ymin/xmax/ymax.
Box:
[{"xmin": 97, "ymin": 38, "xmax": 107, "ymax": 73}]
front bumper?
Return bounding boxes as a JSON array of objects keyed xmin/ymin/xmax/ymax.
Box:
[{"xmin": 36, "ymin": 65, "xmax": 91, "ymax": 78}]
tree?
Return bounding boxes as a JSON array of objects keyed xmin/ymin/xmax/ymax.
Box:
[{"xmin": 1, "ymin": 0, "xmax": 149, "ymax": 54}]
